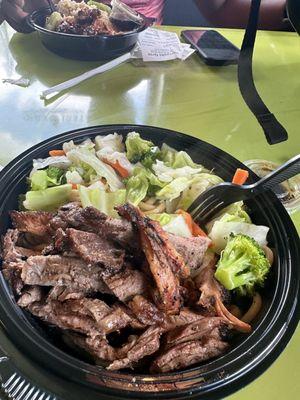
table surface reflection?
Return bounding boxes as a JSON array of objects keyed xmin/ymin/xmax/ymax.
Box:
[{"xmin": 0, "ymin": 22, "xmax": 299, "ymax": 400}]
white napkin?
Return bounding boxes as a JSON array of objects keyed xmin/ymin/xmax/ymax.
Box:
[{"xmin": 40, "ymin": 28, "xmax": 195, "ymax": 99}]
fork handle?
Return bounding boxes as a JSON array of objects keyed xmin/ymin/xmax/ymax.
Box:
[{"xmin": 251, "ymin": 154, "xmax": 300, "ymax": 193}]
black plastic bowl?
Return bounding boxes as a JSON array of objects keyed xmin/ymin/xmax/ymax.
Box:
[
  {"xmin": 0, "ymin": 125, "xmax": 299, "ymax": 400},
  {"xmin": 27, "ymin": 7, "xmax": 150, "ymax": 61}
]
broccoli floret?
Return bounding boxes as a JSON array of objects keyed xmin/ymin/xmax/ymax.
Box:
[
  {"xmin": 125, "ymin": 132, "xmax": 155, "ymax": 164},
  {"xmin": 214, "ymin": 234, "xmax": 270, "ymax": 296},
  {"xmin": 140, "ymin": 146, "xmax": 161, "ymax": 169}
]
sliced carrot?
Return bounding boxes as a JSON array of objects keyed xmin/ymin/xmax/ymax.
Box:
[
  {"xmin": 49, "ymin": 149, "xmax": 65, "ymax": 157},
  {"xmin": 176, "ymin": 209, "xmax": 207, "ymax": 237},
  {"xmin": 191, "ymin": 221, "xmax": 208, "ymax": 237},
  {"xmin": 103, "ymin": 159, "xmax": 130, "ymax": 178},
  {"xmin": 232, "ymin": 168, "xmax": 249, "ymax": 185},
  {"xmin": 71, "ymin": 183, "xmax": 78, "ymax": 190}
]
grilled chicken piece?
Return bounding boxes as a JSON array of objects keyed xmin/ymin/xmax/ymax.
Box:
[
  {"xmin": 195, "ymin": 255, "xmax": 251, "ymax": 333},
  {"xmin": 107, "ymin": 326, "xmax": 162, "ymax": 371},
  {"xmin": 151, "ymin": 337, "xmax": 229, "ymax": 373},
  {"xmin": 117, "ymin": 204, "xmax": 187, "ymax": 315}
]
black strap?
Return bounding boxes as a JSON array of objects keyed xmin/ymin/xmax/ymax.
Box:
[{"xmin": 238, "ymin": 0, "xmax": 288, "ymax": 145}]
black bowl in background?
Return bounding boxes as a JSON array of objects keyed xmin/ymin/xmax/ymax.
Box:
[
  {"xmin": 0, "ymin": 125, "xmax": 299, "ymax": 400},
  {"xmin": 27, "ymin": 8, "xmax": 150, "ymax": 61}
]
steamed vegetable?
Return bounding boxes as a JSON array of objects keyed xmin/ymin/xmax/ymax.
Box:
[
  {"xmin": 67, "ymin": 147, "xmax": 123, "ymax": 192},
  {"xmin": 95, "ymin": 133, "xmax": 124, "ymax": 152},
  {"xmin": 160, "ymin": 143, "xmax": 204, "ymax": 169},
  {"xmin": 31, "ymin": 156, "xmax": 71, "ymax": 175},
  {"xmin": 78, "ymin": 185, "xmax": 126, "ymax": 218},
  {"xmin": 215, "ymin": 234, "xmax": 271, "ymax": 296},
  {"xmin": 30, "ymin": 167, "xmax": 65, "ymax": 191},
  {"xmin": 152, "ymin": 160, "xmax": 203, "ymax": 183},
  {"xmin": 149, "ymin": 213, "xmax": 192, "ymax": 238},
  {"xmin": 156, "ymin": 177, "xmax": 190, "ymax": 201},
  {"xmin": 232, "ymin": 168, "xmax": 249, "ymax": 185},
  {"xmin": 209, "ymin": 220, "xmax": 269, "ymax": 253},
  {"xmin": 45, "ymin": 11, "xmax": 63, "ymax": 31},
  {"xmin": 125, "ymin": 167, "xmax": 165, "ymax": 205},
  {"xmin": 125, "ymin": 132, "xmax": 159, "ymax": 167},
  {"xmin": 87, "ymin": 0, "xmax": 111, "ymax": 13},
  {"xmin": 177, "ymin": 173, "xmax": 223, "ymax": 210},
  {"xmin": 23, "ymin": 184, "xmax": 72, "ymax": 211}
]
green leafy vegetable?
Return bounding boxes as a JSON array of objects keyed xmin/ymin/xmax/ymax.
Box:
[
  {"xmin": 148, "ymin": 213, "xmax": 174, "ymax": 226},
  {"xmin": 87, "ymin": 1, "xmax": 111, "ymax": 13},
  {"xmin": 160, "ymin": 143, "xmax": 203, "ymax": 169},
  {"xmin": 126, "ymin": 171, "xmax": 149, "ymax": 206},
  {"xmin": 67, "ymin": 148, "xmax": 123, "ymax": 191},
  {"xmin": 30, "ymin": 167, "xmax": 65, "ymax": 191},
  {"xmin": 208, "ymin": 220, "xmax": 269, "ymax": 254},
  {"xmin": 215, "ymin": 234, "xmax": 271, "ymax": 296},
  {"xmin": 78, "ymin": 185, "xmax": 126, "ymax": 218},
  {"xmin": 23, "ymin": 184, "xmax": 72, "ymax": 211},
  {"xmin": 140, "ymin": 146, "xmax": 161, "ymax": 169},
  {"xmin": 177, "ymin": 173, "xmax": 223, "ymax": 210},
  {"xmin": 156, "ymin": 177, "xmax": 190, "ymax": 201},
  {"xmin": 125, "ymin": 167, "xmax": 165, "ymax": 205},
  {"xmin": 45, "ymin": 11, "xmax": 63, "ymax": 31},
  {"xmin": 125, "ymin": 132, "xmax": 155, "ymax": 164}
]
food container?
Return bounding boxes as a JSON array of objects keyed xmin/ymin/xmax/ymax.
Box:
[
  {"xmin": 0, "ymin": 125, "xmax": 299, "ymax": 400},
  {"xmin": 244, "ymin": 159, "xmax": 300, "ymax": 215},
  {"xmin": 26, "ymin": 7, "xmax": 151, "ymax": 61}
]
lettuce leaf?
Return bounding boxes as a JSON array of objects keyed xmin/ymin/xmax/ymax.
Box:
[
  {"xmin": 78, "ymin": 185, "xmax": 126, "ymax": 218},
  {"xmin": 23, "ymin": 184, "xmax": 72, "ymax": 211}
]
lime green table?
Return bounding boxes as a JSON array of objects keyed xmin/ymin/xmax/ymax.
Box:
[{"xmin": 0, "ymin": 22, "xmax": 299, "ymax": 400}]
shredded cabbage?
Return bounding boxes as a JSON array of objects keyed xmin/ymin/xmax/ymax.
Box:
[
  {"xmin": 95, "ymin": 133, "xmax": 124, "ymax": 152},
  {"xmin": 153, "ymin": 160, "xmax": 203, "ymax": 183},
  {"xmin": 67, "ymin": 147, "xmax": 123, "ymax": 192},
  {"xmin": 78, "ymin": 185, "xmax": 126, "ymax": 218}
]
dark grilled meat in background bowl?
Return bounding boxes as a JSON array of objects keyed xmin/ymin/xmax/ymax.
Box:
[
  {"xmin": 0, "ymin": 125, "xmax": 299, "ymax": 400},
  {"xmin": 26, "ymin": 7, "xmax": 150, "ymax": 61}
]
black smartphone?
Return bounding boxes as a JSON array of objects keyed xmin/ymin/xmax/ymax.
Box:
[{"xmin": 181, "ymin": 29, "xmax": 240, "ymax": 66}]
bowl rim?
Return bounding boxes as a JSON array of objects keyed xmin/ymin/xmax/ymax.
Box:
[
  {"xmin": 0, "ymin": 124, "xmax": 299, "ymax": 399},
  {"xmin": 27, "ymin": 6, "xmax": 150, "ymax": 39}
]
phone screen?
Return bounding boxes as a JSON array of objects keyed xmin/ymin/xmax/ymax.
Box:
[{"xmin": 182, "ymin": 30, "xmax": 240, "ymax": 65}]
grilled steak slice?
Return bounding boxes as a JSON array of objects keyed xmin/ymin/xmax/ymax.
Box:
[
  {"xmin": 21, "ymin": 255, "xmax": 111, "ymax": 295},
  {"xmin": 107, "ymin": 326, "xmax": 162, "ymax": 371},
  {"xmin": 165, "ymin": 317, "xmax": 225, "ymax": 347},
  {"xmin": 65, "ymin": 333, "xmax": 116, "ymax": 362},
  {"xmin": 168, "ymin": 234, "xmax": 211, "ymax": 272},
  {"xmin": 103, "ymin": 266, "xmax": 149, "ymax": 302},
  {"xmin": 48, "ymin": 286, "xmax": 86, "ymax": 301},
  {"xmin": 128, "ymin": 295, "xmax": 165, "ymax": 326},
  {"xmin": 1, "ymin": 230, "xmax": 39, "ymax": 262},
  {"xmin": 28, "ymin": 298, "xmax": 141, "ymax": 337},
  {"xmin": 10, "ymin": 211, "xmax": 53, "ymax": 241},
  {"xmin": 59, "ymin": 228, "xmax": 125, "ymax": 273},
  {"xmin": 163, "ymin": 308, "xmax": 206, "ymax": 331},
  {"xmin": 17, "ymin": 286, "xmax": 43, "ymax": 307},
  {"xmin": 151, "ymin": 338, "xmax": 229, "ymax": 373},
  {"xmin": 195, "ymin": 256, "xmax": 251, "ymax": 333},
  {"xmin": 117, "ymin": 204, "xmax": 186, "ymax": 315},
  {"xmin": 50, "ymin": 203, "xmax": 139, "ymax": 252}
]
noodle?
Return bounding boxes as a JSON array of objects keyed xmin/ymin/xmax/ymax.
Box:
[
  {"xmin": 263, "ymin": 245, "xmax": 274, "ymax": 266},
  {"xmin": 241, "ymin": 293, "xmax": 262, "ymax": 323},
  {"xmin": 144, "ymin": 203, "xmax": 166, "ymax": 215},
  {"xmin": 228, "ymin": 305, "xmax": 243, "ymax": 319}
]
